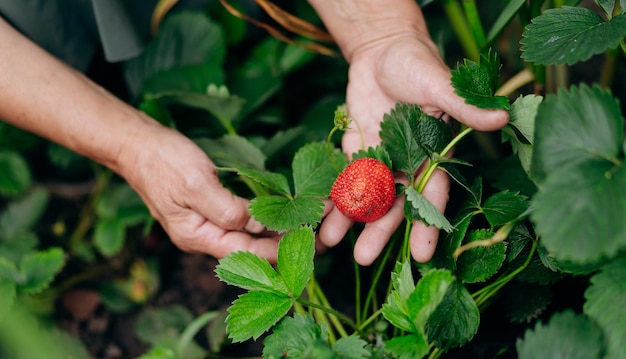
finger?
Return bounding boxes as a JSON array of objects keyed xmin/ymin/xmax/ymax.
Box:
[
  {"xmin": 353, "ymin": 194, "xmax": 406, "ymax": 266},
  {"xmin": 409, "ymin": 168, "xmax": 449, "ymax": 263},
  {"xmin": 170, "ymin": 210, "xmax": 280, "ymax": 261},
  {"xmin": 318, "ymin": 207, "xmax": 353, "ymax": 247},
  {"xmin": 186, "ymin": 165, "xmax": 255, "ymax": 231}
]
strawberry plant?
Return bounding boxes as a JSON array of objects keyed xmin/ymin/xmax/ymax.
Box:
[{"xmin": 0, "ymin": 0, "xmax": 625, "ymax": 358}]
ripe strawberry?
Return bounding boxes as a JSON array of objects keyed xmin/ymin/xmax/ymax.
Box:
[{"xmin": 330, "ymin": 157, "xmax": 396, "ymax": 222}]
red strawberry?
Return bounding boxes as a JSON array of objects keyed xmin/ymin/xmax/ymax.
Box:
[{"xmin": 330, "ymin": 157, "xmax": 396, "ymax": 222}]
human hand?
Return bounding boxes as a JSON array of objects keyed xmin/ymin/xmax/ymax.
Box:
[
  {"xmin": 319, "ymin": 35, "xmax": 509, "ymax": 265},
  {"xmin": 119, "ymin": 121, "xmax": 281, "ymax": 261}
]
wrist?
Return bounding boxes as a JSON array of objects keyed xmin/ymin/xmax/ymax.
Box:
[{"xmin": 309, "ymin": 0, "xmax": 429, "ymax": 62}]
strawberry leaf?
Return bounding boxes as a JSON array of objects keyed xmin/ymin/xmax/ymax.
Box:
[
  {"xmin": 0, "ymin": 187, "xmax": 49, "ymax": 240},
  {"xmin": 215, "ymin": 251, "xmax": 288, "ymax": 295},
  {"xmin": 0, "ymin": 279, "xmax": 15, "ymax": 321},
  {"xmin": 0, "ymin": 150, "xmax": 31, "ymax": 197},
  {"xmin": 226, "ymin": 291, "xmax": 295, "ymax": 342},
  {"xmin": 408, "ymin": 269, "xmax": 455, "ymax": 330},
  {"xmin": 384, "ymin": 334, "xmax": 429, "ymax": 359},
  {"xmin": 482, "ymin": 191, "xmax": 529, "ymax": 227},
  {"xmin": 521, "ymin": 7, "xmax": 626, "ymax": 65},
  {"xmin": 196, "ymin": 134, "xmax": 266, "ymax": 171},
  {"xmin": 277, "ymin": 226, "xmax": 314, "ymax": 297},
  {"xmin": 451, "ymin": 49, "xmax": 510, "ymax": 110},
  {"xmin": 380, "ymin": 103, "xmax": 428, "ymax": 177},
  {"xmin": 584, "ymin": 256, "xmax": 626, "ymax": 359},
  {"xmin": 332, "ymin": 336, "xmax": 370, "ymax": 359},
  {"xmin": 262, "ymin": 313, "xmax": 326, "ymax": 358},
  {"xmin": 502, "ymin": 95, "xmax": 542, "ymax": 174},
  {"xmin": 382, "ymin": 260, "xmax": 417, "ymax": 333},
  {"xmin": 530, "ymin": 85, "xmax": 626, "ymax": 263},
  {"xmin": 293, "ymin": 142, "xmax": 346, "ymax": 197},
  {"xmin": 405, "ymin": 187, "xmax": 454, "ymax": 233},
  {"xmin": 427, "ymin": 280, "xmax": 480, "ymax": 349},
  {"xmin": 233, "ymin": 168, "xmax": 291, "ymax": 196},
  {"xmin": 456, "ymin": 230, "xmax": 507, "ymax": 283},
  {"xmin": 516, "ymin": 311, "xmax": 605, "ymax": 359},
  {"xmin": 352, "ymin": 146, "xmax": 392, "ymax": 169},
  {"xmin": 17, "ymin": 247, "xmax": 65, "ymax": 294},
  {"xmin": 249, "ymin": 196, "xmax": 324, "ymax": 232}
]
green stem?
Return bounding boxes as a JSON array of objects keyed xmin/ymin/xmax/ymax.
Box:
[
  {"xmin": 473, "ymin": 239, "xmax": 538, "ymax": 308},
  {"xmin": 296, "ymin": 297, "xmax": 360, "ymax": 335},
  {"xmin": 462, "ymin": 0, "xmax": 486, "ymax": 49},
  {"xmin": 416, "ymin": 126, "xmax": 474, "ymax": 193},
  {"xmin": 361, "ymin": 234, "xmax": 398, "ymax": 322},
  {"xmin": 311, "ymin": 278, "xmax": 349, "ymax": 338},
  {"xmin": 358, "ymin": 308, "xmax": 383, "ymax": 332},
  {"xmin": 350, "ymin": 230, "xmax": 362, "ymax": 325},
  {"xmin": 442, "ymin": 0, "xmax": 480, "ymax": 61},
  {"xmin": 69, "ymin": 167, "xmax": 112, "ymax": 256}
]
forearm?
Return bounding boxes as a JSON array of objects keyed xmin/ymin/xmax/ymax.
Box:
[
  {"xmin": 0, "ymin": 17, "xmax": 156, "ymax": 175},
  {"xmin": 308, "ymin": 0, "xmax": 430, "ymax": 62}
]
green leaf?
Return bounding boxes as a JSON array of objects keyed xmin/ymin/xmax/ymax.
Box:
[
  {"xmin": 226, "ymin": 291, "xmax": 295, "ymax": 342},
  {"xmin": 262, "ymin": 313, "xmax": 326, "ymax": 358},
  {"xmin": 411, "ymin": 113, "xmax": 452, "ymax": 155},
  {"xmin": 138, "ymin": 98, "xmax": 175, "ymax": 128},
  {"xmin": 215, "ymin": 251, "xmax": 287, "ymax": 295},
  {"xmin": 382, "ymin": 260, "xmax": 417, "ymax": 333},
  {"xmin": 405, "ymin": 187, "xmax": 454, "ymax": 233},
  {"xmin": 516, "ymin": 310, "xmax": 604, "ymax": 359},
  {"xmin": 384, "ymin": 334, "xmax": 429, "ymax": 359},
  {"xmin": 0, "ymin": 232, "xmax": 38, "ymax": 264},
  {"xmin": 501, "ymin": 95, "xmax": 542, "ymax": 174},
  {"xmin": 521, "ymin": 7, "xmax": 626, "ymax": 65},
  {"xmin": 352, "ymin": 146, "xmax": 392, "ymax": 169},
  {"xmin": 0, "ymin": 187, "xmax": 49, "ymax": 240},
  {"xmin": 196, "ymin": 134, "xmax": 266, "ymax": 171},
  {"xmin": 380, "ymin": 103, "xmax": 428, "ymax": 176},
  {"xmin": 93, "ymin": 218, "xmax": 125, "ymax": 257},
  {"xmin": 584, "ymin": 256, "xmax": 626, "ymax": 359},
  {"xmin": 18, "ymin": 247, "xmax": 65, "ymax": 294},
  {"xmin": 481, "ymin": 191, "xmax": 529, "ymax": 227},
  {"xmin": 293, "ymin": 142, "xmax": 346, "ymax": 197},
  {"xmin": 530, "ymin": 85, "xmax": 623, "ymax": 182},
  {"xmin": 249, "ymin": 196, "xmax": 324, "ymax": 233},
  {"xmin": 0, "ymin": 150, "xmax": 31, "ymax": 196},
  {"xmin": 486, "ymin": 0, "xmax": 527, "ymax": 43},
  {"xmin": 501, "ymin": 282, "xmax": 553, "ymax": 324},
  {"xmin": 0, "ymin": 257, "xmax": 22, "ymax": 283},
  {"xmin": 451, "ymin": 50, "xmax": 510, "ymax": 110},
  {"xmin": 235, "ymin": 168, "xmax": 291, "ymax": 196},
  {"xmin": 147, "ymin": 86, "xmax": 246, "ymax": 127},
  {"xmin": 0, "ymin": 278, "xmax": 16, "ymax": 321},
  {"xmin": 532, "ymin": 160, "xmax": 626, "ymax": 263},
  {"xmin": 427, "ymin": 281, "xmax": 480, "ymax": 349},
  {"xmin": 332, "ymin": 335, "xmax": 370, "ymax": 359},
  {"xmin": 530, "ymin": 85, "xmax": 626, "ymax": 263},
  {"xmin": 135, "ymin": 347, "xmax": 176, "ymax": 359},
  {"xmin": 277, "ymin": 226, "xmax": 314, "ymax": 297},
  {"xmin": 135, "ymin": 305, "xmax": 194, "ymax": 345},
  {"xmin": 596, "ymin": 0, "xmax": 616, "ymax": 17},
  {"xmin": 143, "ymin": 63, "xmax": 225, "ymax": 95},
  {"xmin": 124, "ymin": 11, "xmax": 225, "ymax": 96},
  {"xmin": 456, "ymin": 230, "xmax": 507, "ymax": 283},
  {"xmin": 408, "ymin": 269, "xmax": 455, "ymax": 330}
]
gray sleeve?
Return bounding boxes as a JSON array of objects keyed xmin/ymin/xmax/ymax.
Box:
[{"xmin": 0, "ymin": 0, "xmax": 99, "ymax": 72}]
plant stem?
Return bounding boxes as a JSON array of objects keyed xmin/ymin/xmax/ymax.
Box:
[
  {"xmin": 68, "ymin": 167, "xmax": 112, "ymax": 256},
  {"xmin": 442, "ymin": 0, "xmax": 480, "ymax": 61},
  {"xmin": 462, "ymin": 0, "xmax": 486, "ymax": 50},
  {"xmin": 296, "ymin": 297, "xmax": 360, "ymax": 335},
  {"xmin": 415, "ymin": 126, "xmax": 474, "ymax": 193},
  {"xmin": 361, "ymin": 232, "xmax": 398, "ymax": 322},
  {"xmin": 311, "ymin": 277, "xmax": 349, "ymax": 338},
  {"xmin": 495, "ymin": 68, "xmax": 535, "ymax": 97},
  {"xmin": 350, "ymin": 230, "xmax": 362, "ymax": 325},
  {"xmin": 473, "ymin": 239, "xmax": 538, "ymax": 308},
  {"xmin": 358, "ymin": 308, "xmax": 383, "ymax": 332}
]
